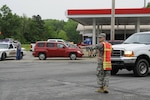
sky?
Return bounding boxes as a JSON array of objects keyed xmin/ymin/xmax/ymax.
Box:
[{"xmin": 1, "ymin": 0, "xmax": 150, "ymax": 21}]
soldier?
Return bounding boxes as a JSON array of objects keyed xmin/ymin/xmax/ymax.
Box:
[{"xmin": 94, "ymin": 33, "xmax": 112, "ymax": 93}]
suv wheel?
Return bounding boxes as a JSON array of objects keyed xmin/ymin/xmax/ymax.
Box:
[
  {"xmin": 70, "ymin": 53, "xmax": 77, "ymax": 60},
  {"xmin": 133, "ymin": 59, "xmax": 149, "ymax": 77},
  {"xmin": 39, "ymin": 53, "xmax": 46, "ymax": 60}
]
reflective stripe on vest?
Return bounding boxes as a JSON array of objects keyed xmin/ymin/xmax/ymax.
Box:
[{"xmin": 102, "ymin": 42, "xmax": 112, "ymax": 70}]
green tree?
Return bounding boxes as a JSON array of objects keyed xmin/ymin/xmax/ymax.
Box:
[
  {"xmin": 20, "ymin": 14, "xmax": 30, "ymax": 43},
  {"xmin": 64, "ymin": 19, "xmax": 79, "ymax": 43},
  {"xmin": 0, "ymin": 5, "xmax": 80, "ymax": 44},
  {"xmin": 0, "ymin": 5, "xmax": 22, "ymax": 41},
  {"xmin": 147, "ymin": 2, "xmax": 150, "ymax": 8},
  {"xmin": 22, "ymin": 18, "xmax": 34, "ymax": 42},
  {"xmin": 0, "ymin": 5, "xmax": 13, "ymax": 38},
  {"xmin": 44, "ymin": 19, "xmax": 58, "ymax": 39},
  {"xmin": 25, "ymin": 15, "xmax": 45, "ymax": 42},
  {"xmin": 44, "ymin": 19, "xmax": 65, "ymax": 38},
  {"xmin": 58, "ymin": 30, "xmax": 68, "ymax": 40}
]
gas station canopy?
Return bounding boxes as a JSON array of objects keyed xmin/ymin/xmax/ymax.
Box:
[
  {"xmin": 66, "ymin": 8, "xmax": 150, "ymax": 25},
  {"xmin": 66, "ymin": 8, "xmax": 150, "ymax": 44}
]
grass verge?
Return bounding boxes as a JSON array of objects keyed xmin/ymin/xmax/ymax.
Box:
[{"xmin": 22, "ymin": 44, "xmax": 30, "ymax": 51}]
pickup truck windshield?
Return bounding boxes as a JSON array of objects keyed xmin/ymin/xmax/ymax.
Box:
[
  {"xmin": 0, "ymin": 44, "xmax": 8, "ymax": 49},
  {"xmin": 123, "ymin": 34, "xmax": 150, "ymax": 44}
]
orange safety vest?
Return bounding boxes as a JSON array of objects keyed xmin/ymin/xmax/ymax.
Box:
[{"xmin": 102, "ymin": 42, "xmax": 112, "ymax": 70}]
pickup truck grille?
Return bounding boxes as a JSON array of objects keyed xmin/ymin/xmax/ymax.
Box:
[{"xmin": 111, "ymin": 50, "xmax": 124, "ymax": 57}]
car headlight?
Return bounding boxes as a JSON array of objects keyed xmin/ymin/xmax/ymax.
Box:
[
  {"xmin": 77, "ymin": 51, "xmax": 81, "ymax": 54},
  {"xmin": 124, "ymin": 50, "xmax": 134, "ymax": 57}
]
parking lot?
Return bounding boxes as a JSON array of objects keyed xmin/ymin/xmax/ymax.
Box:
[{"xmin": 0, "ymin": 51, "xmax": 150, "ymax": 100}]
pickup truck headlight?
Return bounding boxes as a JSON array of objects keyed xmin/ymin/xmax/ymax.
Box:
[{"xmin": 124, "ymin": 50, "xmax": 134, "ymax": 57}]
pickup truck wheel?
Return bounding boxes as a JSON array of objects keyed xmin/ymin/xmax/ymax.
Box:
[
  {"xmin": 70, "ymin": 53, "xmax": 77, "ymax": 60},
  {"xmin": 39, "ymin": 53, "xmax": 46, "ymax": 60},
  {"xmin": 133, "ymin": 59, "xmax": 149, "ymax": 77},
  {"xmin": 1, "ymin": 53, "xmax": 6, "ymax": 61},
  {"xmin": 111, "ymin": 67, "xmax": 119, "ymax": 75}
]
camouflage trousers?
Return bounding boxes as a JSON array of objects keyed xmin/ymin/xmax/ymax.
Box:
[{"xmin": 96, "ymin": 62, "xmax": 110, "ymax": 88}]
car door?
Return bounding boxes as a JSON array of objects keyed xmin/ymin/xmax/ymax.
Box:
[
  {"xmin": 46, "ymin": 43, "xmax": 56, "ymax": 57},
  {"xmin": 8, "ymin": 44, "xmax": 16, "ymax": 57},
  {"xmin": 56, "ymin": 43, "xmax": 66, "ymax": 57}
]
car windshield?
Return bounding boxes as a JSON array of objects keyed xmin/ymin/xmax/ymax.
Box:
[
  {"xmin": 123, "ymin": 33, "xmax": 150, "ymax": 44},
  {"xmin": 0, "ymin": 44, "xmax": 8, "ymax": 49}
]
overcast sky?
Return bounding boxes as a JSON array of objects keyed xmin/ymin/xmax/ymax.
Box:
[{"xmin": 1, "ymin": 0, "xmax": 150, "ymax": 21}]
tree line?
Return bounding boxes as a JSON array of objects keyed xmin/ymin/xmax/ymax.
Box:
[{"xmin": 0, "ymin": 5, "xmax": 80, "ymax": 44}]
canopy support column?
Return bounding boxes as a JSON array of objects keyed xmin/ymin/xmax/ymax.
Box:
[
  {"xmin": 97, "ymin": 24, "xmax": 100, "ymax": 44},
  {"xmin": 135, "ymin": 18, "xmax": 140, "ymax": 32},
  {"xmin": 92, "ymin": 18, "xmax": 96, "ymax": 45}
]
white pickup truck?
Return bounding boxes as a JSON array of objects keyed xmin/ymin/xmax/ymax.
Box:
[
  {"xmin": 111, "ymin": 31, "xmax": 150, "ymax": 77},
  {"xmin": 0, "ymin": 42, "xmax": 26, "ymax": 60}
]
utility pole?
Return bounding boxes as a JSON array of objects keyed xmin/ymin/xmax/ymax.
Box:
[{"xmin": 111, "ymin": 0, "xmax": 115, "ymax": 40}]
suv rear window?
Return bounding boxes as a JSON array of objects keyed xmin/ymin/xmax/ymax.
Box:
[{"xmin": 37, "ymin": 43, "xmax": 45, "ymax": 47}]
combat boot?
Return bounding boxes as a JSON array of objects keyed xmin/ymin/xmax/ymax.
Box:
[
  {"xmin": 96, "ymin": 87, "xmax": 104, "ymax": 93},
  {"xmin": 103, "ymin": 86, "xmax": 109, "ymax": 93}
]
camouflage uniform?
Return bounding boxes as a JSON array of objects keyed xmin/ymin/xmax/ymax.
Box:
[{"xmin": 95, "ymin": 43, "xmax": 110, "ymax": 88}]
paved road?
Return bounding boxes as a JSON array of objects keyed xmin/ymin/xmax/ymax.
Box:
[
  {"xmin": 0, "ymin": 52, "xmax": 150, "ymax": 100},
  {"xmin": 6, "ymin": 51, "xmax": 97, "ymax": 63},
  {"xmin": 0, "ymin": 61, "xmax": 150, "ymax": 100}
]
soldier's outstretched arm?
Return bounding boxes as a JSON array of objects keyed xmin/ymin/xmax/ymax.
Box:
[
  {"xmin": 85, "ymin": 43, "xmax": 103, "ymax": 50},
  {"xmin": 92, "ymin": 43, "xmax": 103, "ymax": 50},
  {"xmin": 85, "ymin": 44, "xmax": 97, "ymax": 49}
]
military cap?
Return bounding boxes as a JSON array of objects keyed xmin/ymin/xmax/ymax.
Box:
[{"xmin": 98, "ymin": 33, "xmax": 106, "ymax": 37}]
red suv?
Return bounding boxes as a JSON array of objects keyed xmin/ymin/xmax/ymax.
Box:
[{"xmin": 32, "ymin": 41, "xmax": 84, "ymax": 60}]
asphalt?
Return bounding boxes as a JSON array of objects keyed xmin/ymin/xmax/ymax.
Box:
[{"xmin": 6, "ymin": 50, "xmax": 98, "ymax": 63}]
